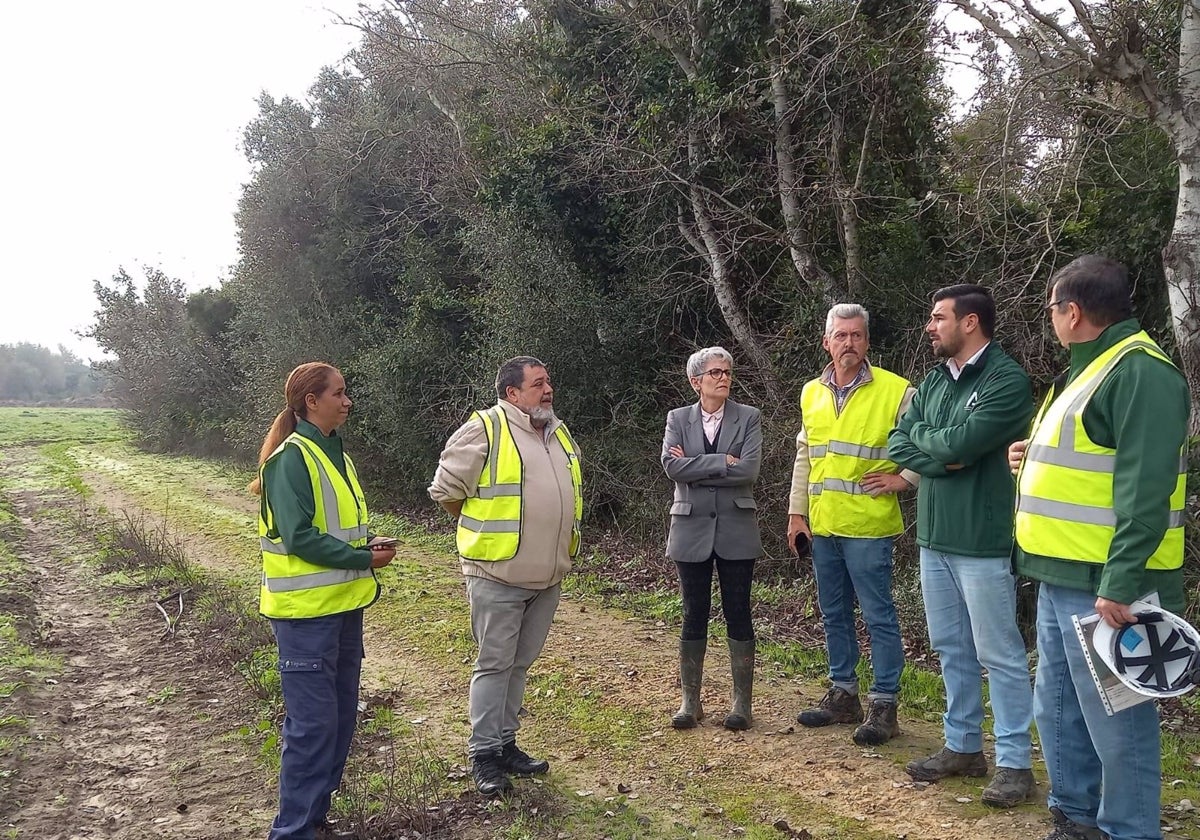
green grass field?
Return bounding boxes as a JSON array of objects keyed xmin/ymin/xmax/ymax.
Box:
[{"xmin": 0, "ymin": 407, "xmax": 127, "ymax": 447}]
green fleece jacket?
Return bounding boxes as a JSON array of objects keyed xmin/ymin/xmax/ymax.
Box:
[
  {"xmin": 888, "ymin": 343, "xmax": 1034, "ymax": 557},
  {"xmin": 260, "ymin": 419, "xmax": 375, "ymax": 571},
  {"xmin": 1013, "ymin": 319, "xmax": 1189, "ymax": 612}
]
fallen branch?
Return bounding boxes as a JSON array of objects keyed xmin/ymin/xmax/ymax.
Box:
[{"xmin": 154, "ymin": 589, "xmax": 189, "ymax": 638}]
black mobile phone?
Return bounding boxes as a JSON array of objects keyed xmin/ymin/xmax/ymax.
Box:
[{"xmin": 793, "ymin": 531, "xmax": 811, "ymax": 557}]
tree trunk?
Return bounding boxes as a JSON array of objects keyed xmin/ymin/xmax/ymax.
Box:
[
  {"xmin": 1163, "ymin": 1, "xmax": 1200, "ymax": 424},
  {"xmin": 679, "ymin": 132, "xmax": 782, "ymax": 397},
  {"xmin": 948, "ymin": 0, "xmax": 1200, "ymax": 415},
  {"xmin": 830, "ymin": 107, "xmax": 874, "ymax": 301},
  {"xmin": 1164, "ymin": 155, "xmax": 1200, "ymax": 424},
  {"xmin": 769, "ymin": 0, "xmax": 837, "ymax": 301}
]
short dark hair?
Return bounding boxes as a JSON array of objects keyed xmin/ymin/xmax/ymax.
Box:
[
  {"xmin": 932, "ymin": 283, "xmax": 996, "ymax": 338},
  {"xmin": 495, "ymin": 356, "xmax": 546, "ymax": 399},
  {"xmin": 1048, "ymin": 255, "xmax": 1133, "ymax": 327}
]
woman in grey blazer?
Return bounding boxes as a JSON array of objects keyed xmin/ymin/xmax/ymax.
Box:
[{"xmin": 661, "ymin": 346, "xmax": 764, "ymax": 731}]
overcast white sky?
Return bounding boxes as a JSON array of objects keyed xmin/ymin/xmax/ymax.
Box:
[
  {"xmin": 0, "ymin": 3, "xmax": 987, "ymax": 364},
  {"xmin": 0, "ymin": 0, "xmax": 366, "ymax": 360}
]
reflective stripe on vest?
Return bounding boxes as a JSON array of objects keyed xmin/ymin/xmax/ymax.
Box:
[
  {"xmin": 809, "ymin": 478, "xmax": 869, "ymax": 496},
  {"xmin": 456, "ymin": 407, "xmax": 584, "ymax": 561},
  {"xmin": 801, "ymin": 366, "xmax": 909, "ymax": 538},
  {"xmin": 262, "ymin": 567, "xmax": 371, "ymax": 592},
  {"xmin": 808, "ymin": 441, "xmax": 890, "ymax": 461},
  {"xmin": 258, "ymin": 433, "xmax": 378, "ymax": 618},
  {"xmin": 1015, "ymin": 332, "xmax": 1186, "ymax": 569}
]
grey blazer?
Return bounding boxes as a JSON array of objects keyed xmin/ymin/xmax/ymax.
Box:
[{"xmin": 661, "ymin": 399, "xmax": 764, "ymax": 562}]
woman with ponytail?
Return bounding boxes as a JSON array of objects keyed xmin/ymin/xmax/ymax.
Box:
[{"xmin": 252, "ymin": 361, "xmax": 395, "ymax": 840}]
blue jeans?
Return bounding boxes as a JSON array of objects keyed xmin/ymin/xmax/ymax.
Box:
[
  {"xmin": 1035, "ymin": 583, "xmax": 1163, "ymax": 840},
  {"xmin": 919, "ymin": 548, "xmax": 1032, "ymax": 769},
  {"xmin": 269, "ymin": 609, "xmax": 364, "ymax": 840},
  {"xmin": 811, "ymin": 536, "xmax": 904, "ymax": 700}
]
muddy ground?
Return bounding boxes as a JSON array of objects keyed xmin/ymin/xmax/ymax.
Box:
[{"xmin": 1, "ymin": 461, "xmax": 272, "ymax": 839}]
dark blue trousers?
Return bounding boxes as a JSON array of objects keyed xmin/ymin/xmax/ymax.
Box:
[{"xmin": 268, "ymin": 609, "xmax": 364, "ymax": 840}]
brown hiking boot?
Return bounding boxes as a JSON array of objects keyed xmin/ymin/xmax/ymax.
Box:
[
  {"xmin": 852, "ymin": 699, "xmax": 900, "ymax": 746},
  {"xmin": 797, "ymin": 687, "xmax": 864, "ymax": 727},
  {"xmin": 982, "ymin": 767, "xmax": 1035, "ymax": 808},
  {"xmin": 905, "ymin": 746, "xmax": 988, "ymax": 781}
]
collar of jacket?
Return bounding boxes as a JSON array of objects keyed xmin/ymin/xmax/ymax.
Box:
[
  {"xmin": 1065, "ymin": 318, "xmax": 1142, "ymax": 384},
  {"xmin": 687, "ymin": 399, "xmax": 742, "ymax": 426},
  {"xmin": 819, "ymin": 359, "xmax": 874, "ymax": 390},
  {"xmin": 294, "ymin": 418, "xmax": 345, "ymax": 460},
  {"xmin": 496, "ymin": 399, "xmax": 562, "ymax": 437}
]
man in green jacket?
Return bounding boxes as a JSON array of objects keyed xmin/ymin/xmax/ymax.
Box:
[
  {"xmin": 1009, "ymin": 256, "xmax": 1188, "ymax": 840},
  {"xmin": 888, "ymin": 284, "xmax": 1036, "ymax": 808}
]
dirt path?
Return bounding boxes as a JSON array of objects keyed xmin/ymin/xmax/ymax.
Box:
[
  {"xmin": 66, "ymin": 450, "xmax": 1072, "ymax": 840},
  {"xmin": 513, "ymin": 600, "xmax": 1053, "ymax": 839},
  {"xmin": 2, "ymin": 452, "xmax": 273, "ymax": 840}
]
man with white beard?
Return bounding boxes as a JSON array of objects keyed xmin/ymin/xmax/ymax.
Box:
[{"xmin": 429, "ymin": 356, "xmax": 583, "ymax": 797}]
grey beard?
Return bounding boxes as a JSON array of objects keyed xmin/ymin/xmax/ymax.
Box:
[{"xmin": 529, "ymin": 405, "xmax": 557, "ymax": 427}]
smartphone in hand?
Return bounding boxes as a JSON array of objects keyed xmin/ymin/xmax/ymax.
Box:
[{"xmin": 793, "ymin": 531, "xmax": 811, "ymax": 558}]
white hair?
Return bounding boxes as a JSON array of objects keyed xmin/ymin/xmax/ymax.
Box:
[
  {"xmin": 824, "ymin": 303, "xmax": 870, "ymax": 337},
  {"xmin": 686, "ymin": 346, "xmax": 734, "ymax": 378}
]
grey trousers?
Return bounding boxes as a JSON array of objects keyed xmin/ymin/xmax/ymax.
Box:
[{"xmin": 465, "ymin": 576, "xmax": 561, "ymax": 757}]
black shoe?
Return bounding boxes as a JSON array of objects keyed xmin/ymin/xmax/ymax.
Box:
[
  {"xmin": 501, "ymin": 741, "xmax": 550, "ymax": 776},
  {"xmin": 315, "ymin": 818, "xmax": 358, "ymax": 839},
  {"xmin": 1043, "ymin": 806, "xmax": 1109, "ymax": 840},
  {"xmin": 471, "ymin": 751, "xmax": 514, "ymax": 797}
]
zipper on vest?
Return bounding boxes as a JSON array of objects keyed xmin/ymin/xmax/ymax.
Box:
[{"xmin": 545, "ymin": 438, "xmax": 569, "ymax": 556}]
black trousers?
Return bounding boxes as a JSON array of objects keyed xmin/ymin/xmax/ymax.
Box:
[{"xmin": 675, "ymin": 555, "xmax": 755, "ymax": 642}]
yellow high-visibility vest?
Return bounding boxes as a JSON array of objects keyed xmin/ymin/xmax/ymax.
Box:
[
  {"xmin": 259, "ymin": 433, "xmax": 378, "ymax": 618},
  {"xmin": 1015, "ymin": 331, "xmax": 1185, "ymax": 568},
  {"xmin": 457, "ymin": 407, "xmax": 584, "ymax": 561},
  {"xmin": 801, "ymin": 366, "xmax": 909, "ymax": 538}
]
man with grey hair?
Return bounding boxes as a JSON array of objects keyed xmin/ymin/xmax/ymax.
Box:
[
  {"xmin": 788, "ymin": 304, "xmax": 917, "ymax": 745},
  {"xmin": 429, "ymin": 356, "xmax": 583, "ymax": 797}
]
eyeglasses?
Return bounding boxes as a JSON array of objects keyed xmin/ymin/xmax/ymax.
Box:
[
  {"xmin": 1044, "ymin": 299, "xmax": 1072, "ymax": 313},
  {"xmin": 698, "ymin": 368, "xmax": 732, "ymax": 380}
]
